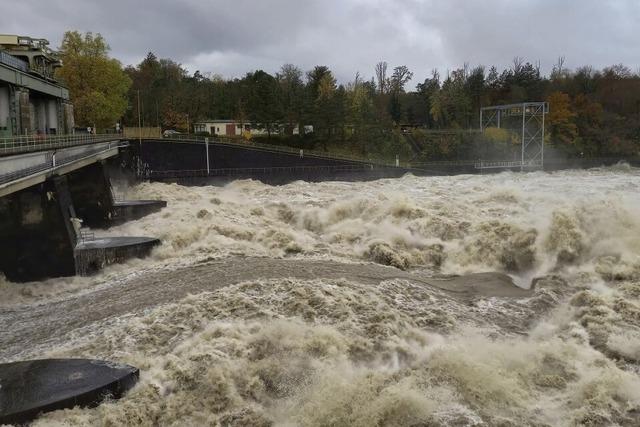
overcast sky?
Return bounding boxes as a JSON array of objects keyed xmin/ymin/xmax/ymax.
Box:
[{"xmin": 2, "ymin": 0, "xmax": 639, "ymax": 88}]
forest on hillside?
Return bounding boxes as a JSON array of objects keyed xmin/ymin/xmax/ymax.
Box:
[
  {"xmin": 56, "ymin": 32, "xmax": 639, "ymax": 162},
  {"xmin": 123, "ymin": 53, "xmax": 639, "ymax": 161}
]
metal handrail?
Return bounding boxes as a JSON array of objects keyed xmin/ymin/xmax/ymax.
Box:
[
  {"xmin": 78, "ymin": 230, "xmax": 95, "ymax": 243},
  {"xmin": 145, "ymin": 163, "xmax": 388, "ymax": 179},
  {"xmin": 0, "ymin": 50, "xmax": 28, "ymax": 72},
  {"xmin": 474, "ymin": 160, "xmax": 543, "ymax": 169},
  {"xmin": 411, "ymin": 160, "xmax": 479, "ymax": 167},
  {"xmin": 0, "ymin": 143, "xmax": 121, "ymax": 185},
  {"xmin": 159, "ymin": 134, "xmax": 400, "ymax": 167},
  {"xmin": 0, "ymin": 134, "xmax": 120, "ymax": 156}
]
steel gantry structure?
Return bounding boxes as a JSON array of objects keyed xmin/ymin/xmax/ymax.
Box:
[{"xmin": 479, "ymin": 102, "xmax": 549, "ymax": 170}]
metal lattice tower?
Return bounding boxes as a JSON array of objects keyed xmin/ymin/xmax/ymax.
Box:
[{"xmin": 480, "ymin": 102, "xmax": 549, "ymax": 170}]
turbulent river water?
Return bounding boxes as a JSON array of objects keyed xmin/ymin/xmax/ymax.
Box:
[{"xmin": 1, "ymin": 166, "xmax": 640, "ymax": 426}]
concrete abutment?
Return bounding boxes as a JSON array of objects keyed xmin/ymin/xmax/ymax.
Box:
[{"xmin": 0, "ymin": 161, "xmax": 165, "ymax": 282}]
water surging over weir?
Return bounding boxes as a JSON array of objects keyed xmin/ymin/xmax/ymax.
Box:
[{"xmin": 3, "ymin": 166, "xmax": 640, "ymax": 426}]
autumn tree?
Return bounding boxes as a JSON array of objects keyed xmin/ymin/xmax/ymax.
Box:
[
  {"xmin": 572, "ymin": 94, "xmax": 603, "ymax": 154},
  {"xmin": 347, "ymin": 76, "xmax": 376, "ymax": 153},
  {"xmin": 547, "ymin": 91, "xmax": 577, "ymax": 146},
  {"xmin": 56, "ymin": 31, "xmax": 131, "ymax": 129}
]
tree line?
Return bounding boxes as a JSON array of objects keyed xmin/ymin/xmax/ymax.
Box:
[{"xmin": 56, "ymin": 31, "xmax": 640, "ymax": 161}]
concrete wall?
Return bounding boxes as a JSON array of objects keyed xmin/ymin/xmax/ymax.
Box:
[
  {"xmin": 129, "ymin": 140, "xmax": 640, "ymax": 184},
  {"xmin": 62, "ymin": 102, "xmax": 73, "ymax": 133},
  {"xmin": 0, "ymin": 85, "xmax": 9, "ymax": 132},
  {"xmin": 0, "ymin": 150, "xmax": 50, "ymax": 175},
  {"xmin": 47, "ymin": 99, "xmax": 58, "ymax": 133},
  {"xmin": 0, "ymin": 178, "xmax": 77, "ymax": 281},
  {"xmin": 66, "ymin": 162, "xmax": 115, "ymax": 228},
  {"xmin": 124, "ymin": 139, "xmax": 421, "ymax": 184},
  {"xmin": 136, "ymin": 140, "xmax": 362, "ymax": 173},
  {"xmin": 123, "ymin": 127, "xmax": 161, "ymax": 139},
  {"xmin": 35, "ymin": 98, "xmax": 46, "ymax": 133}
]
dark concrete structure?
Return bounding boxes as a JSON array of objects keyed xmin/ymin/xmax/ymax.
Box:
[
  {"xmin": 0, "ymin": 158, "xmax": 165, "ymax": 282},
  {"xmin": 0, "ymin": 358, "xmax": 138, "ymax": 425},
  {"xmin": 75, "ymin": 236, "xmax": 160, "ymax": 275},
  {"xmin": 65, "ymin": 161, "xmax": 166, "ymax": 228},
  {"xmin": 130, "ymin": 139, "xmax": 422, "ymax": 183}
]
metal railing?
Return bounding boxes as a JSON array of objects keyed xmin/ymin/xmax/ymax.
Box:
[
  {"xmin": 411, "ymin": 159, "xmax": 479, "ymax": 167},
  {"xmin": 474, "ymin": 160, "xmax": 543, "ymax": 169},
  {"xmin": 0, "ymin": 50, "xmax": 28, "ymax": 72},
  {"xmin": 0, "ymin": 143, "xmax": 122, "ymax": 185},
  {"xmin": 145, "ymin": 163, "xmax": 389, "ymax": 179},
  {"xmin": 0, "ymin": 134, "xmax": 120, "ymax": 156},
  {"xmin": 0, "ymin": 160, "xmax": 53, "ymax": 185},
  {"xmin": 78, "ymin": 230, "xmax": 95, "ymax": 243},
  {"xmin": 158, "ymin": 134, "xmax": 400, "ymax": 167}
]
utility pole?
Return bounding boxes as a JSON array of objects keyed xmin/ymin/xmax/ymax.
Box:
[
  {"xmin": 137, "ymin": 90, "xmax": 142, "ymax": 145},
  {"xmin": 205, "ymin": 137, "xmax": 210, "ymax": 175}
]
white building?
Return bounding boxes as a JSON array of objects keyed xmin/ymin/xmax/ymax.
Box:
[
  {"xmin": 193, "ymin": 120, "xmax": 251, "ymax": 136},
  {"xmin": 194, "ymin": 119, "xmax": 312, "ymax": 137}
]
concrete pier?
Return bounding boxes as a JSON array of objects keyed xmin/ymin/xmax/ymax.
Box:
[
  {"xmin": 0, "ymin": 160, "xmax": 165, "ymax": 282},
  {"xmin": 66, "ymin": 161, "xmax": 166, "ymax": 228},
  {"xmin": 0, "ymin": 359, "xmax": 138, "ymax": 425},
  {"xmin": 75, "ymin": 236, "xmax": 160, "ymax": 275},
  {"xmin": 112, "ymin": 199, "xmax": 167, "ymax": 225}
]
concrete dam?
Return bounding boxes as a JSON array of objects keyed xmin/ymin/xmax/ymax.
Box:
[{"xmin": 1, "ymin": 135, "xmax": 417, "ymax": 282}]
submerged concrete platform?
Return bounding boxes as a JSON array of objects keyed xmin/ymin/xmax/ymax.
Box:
[
  {"xmin": 75, "ymin": 236, "xmax": 160, "ymax": 275},
  {"xmin": 0, "ymin": 359, "xmax": 138, "ymax": 425},
  {"xmin": 112, "ymin": 199, "xmax": 167, "ymax": 225}
]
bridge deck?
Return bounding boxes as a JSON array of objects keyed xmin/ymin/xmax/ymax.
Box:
[
  {"xmin": 0, "ymin": 134, "xmax": 119, "ymax": 157},
  {"xmin": 0, "ymin": 141, "xmax": 121, "ymax": 197}
]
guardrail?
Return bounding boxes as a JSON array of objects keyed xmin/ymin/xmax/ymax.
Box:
[
  {"xmin": 0, "ymin": 50, "xmax": 28, "ymax": 72},
  {"xmin": 411, "ymin": 160, "xmax": 478, "ymax": 167},
  {"xmin": 474, "ymin": 160, "xmax": 543, "ymax": 169},
  {"xmin": 78, "ymin": 230, "xmax": 95, "ymax": 242},
  {"xmin": 0, "ymin": 143, "xmax": 122, "ymax": 186},
  {"xmin": 0, "ymin": 134, "xmax": 120, "ymax": 156},
  {"xmin": 158, "ymin": 134, "xmax": 400, "ymax": 167},
  {"xmin": 0, "ymin": 159, "xmax": 53, "ymax": 185},
  {"xmin": 145, "ymin": 163, "xmax": 388, "ymax": 179}
]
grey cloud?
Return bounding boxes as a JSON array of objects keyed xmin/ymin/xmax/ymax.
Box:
[{"xmin": 1, "ymin": 0, "xmax": 638, "ymax": 88}]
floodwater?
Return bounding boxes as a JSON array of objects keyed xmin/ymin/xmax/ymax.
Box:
[{"xmin": 1, "ymin": 165, "xmax": 640, "ymax": 426}]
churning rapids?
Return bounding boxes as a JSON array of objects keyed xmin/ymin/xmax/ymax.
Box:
[{"xmin": 1, "ymin": 166, "xmax": 640, "ymax": 426}]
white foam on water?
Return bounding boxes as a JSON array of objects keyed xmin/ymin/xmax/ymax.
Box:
[{"xmin": 1, "ymin": 165, "xmax": 639, "ymax": 425}]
